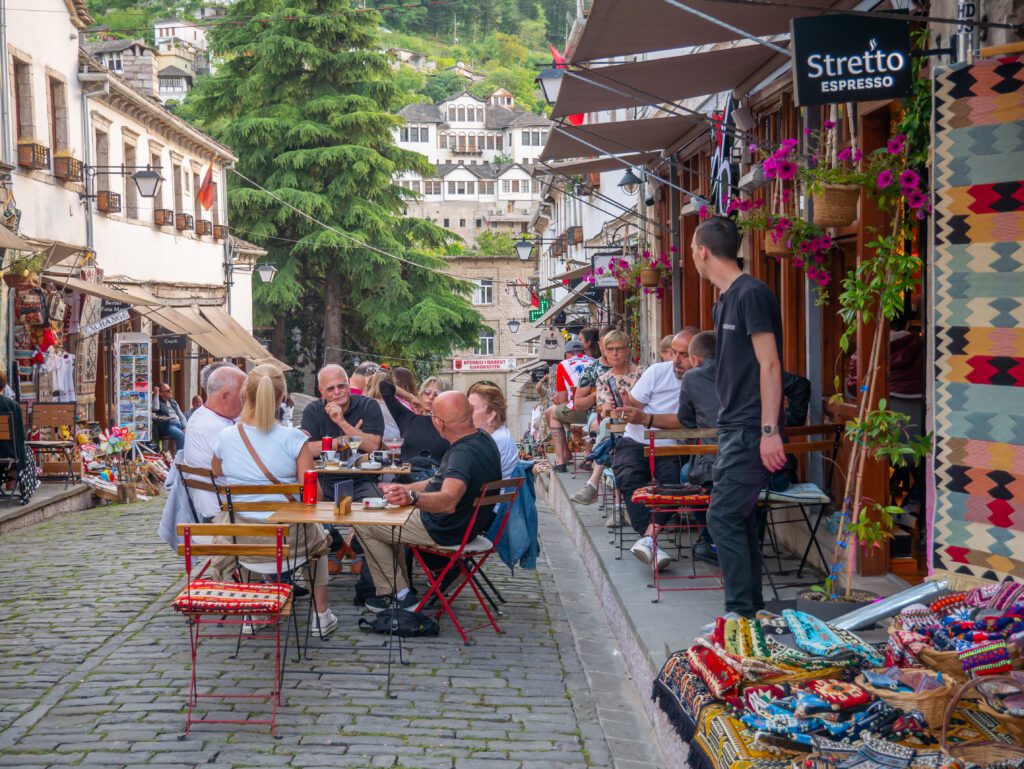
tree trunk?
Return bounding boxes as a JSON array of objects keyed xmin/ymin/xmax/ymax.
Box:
[
  {"xmin": 323, "ymin": 269, "xmax": 345, "ymax": 366},
  {"xmin": 269, "ymin": 316, "xmax": 287, "ymax": 360}
]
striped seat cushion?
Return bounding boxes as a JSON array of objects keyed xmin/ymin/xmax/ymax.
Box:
[
  {"xmin": 172, "ymin": 579, "xmax": 292, "ymax": 614},
  {"xmin": 632, "ymin": 485, "xmax": 710, "ymax": 508}
]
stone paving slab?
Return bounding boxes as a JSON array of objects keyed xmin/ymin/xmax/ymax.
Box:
[{"xmin": 0, "ymin": 499, "xmax": 656, "ymax": 768}]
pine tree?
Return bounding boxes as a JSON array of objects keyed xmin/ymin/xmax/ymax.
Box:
[{"xmin": 178, "ymin": 0, "xmax": 482, "ymax": 370}]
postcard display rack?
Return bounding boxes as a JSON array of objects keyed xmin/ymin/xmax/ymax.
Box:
[{"xmin": 114, "ymin": 332, "xmax": 151, "ymax": 442}]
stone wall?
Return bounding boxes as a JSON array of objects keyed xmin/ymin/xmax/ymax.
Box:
[{"xmin": 121, "ymin": 46, "xmax": 159, "ymax": 99}]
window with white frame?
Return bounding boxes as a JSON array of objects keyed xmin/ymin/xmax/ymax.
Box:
[
  {"xmin": 474, "ymin": 332, "xmax": 495, "ymax": 356},
  {"xmin": 480, "ymin": 181, "xmax": 494, "ymax": 195},
  {"xmin": 472, "ymin": 279, "xmax": 493, "ymax": 305},
  {"xmin": 424, "ymin": 180, "xmax": 441, "ymax": 195}
]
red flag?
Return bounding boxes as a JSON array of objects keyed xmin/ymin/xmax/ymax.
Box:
[
  {"xmin": 531, "ymin": 292, "xmax": 540, "ymax": 309},
  {"xmin": 548, "ymin": 45, "xmax": 584, "ymax": 126},
  {"xmin": 197, "ymin": 164, "xmax": 215, "ymax": 211}
]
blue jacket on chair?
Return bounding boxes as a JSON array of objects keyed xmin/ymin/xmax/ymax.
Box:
[{"xmin": 486, "ymin": 461, "xmax": 538, "ymax": 572}]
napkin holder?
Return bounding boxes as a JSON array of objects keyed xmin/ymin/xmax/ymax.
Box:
[{"xmin": 333, "ymin": 496, "xmax": 352, "ymax": 515}]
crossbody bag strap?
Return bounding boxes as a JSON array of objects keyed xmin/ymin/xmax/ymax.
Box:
[{"xmin": 236, "ymin": 423, "xmax": 299, "ymax": 502}]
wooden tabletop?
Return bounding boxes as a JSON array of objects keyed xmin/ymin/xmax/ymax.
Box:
[
  {"xmin": 607, "ymin": 422, "xmax": 626, "ymax": 434},
  {"xmin": 318, "ymin": 463, "xmax": 412, "ymax": 476},
  {"xmin": 269, "ymin": 502, "xmax": 414, "ymax": 527}
]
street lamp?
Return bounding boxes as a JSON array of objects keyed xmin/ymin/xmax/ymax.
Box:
[
  {"xmin": 514, "ymin": 238, "xmax": 534, "ymax": 261},
  {"xmin": 536, "ymin": 68, "xmax": 563, "ymax": 106},
  {"xmin": 617, "ymin": 168, "xmax": 642, "ymax": 195},
  {"xmin": 507, "ymin": 318, "xmax": 521, "ymax": 334},
  {"xmin": 255, "ymin": 263, "xmax": 278, "ymax": 283},
  {"xmin": 130, "ymin": 167, "xmax": 163, "ymax": 198}
]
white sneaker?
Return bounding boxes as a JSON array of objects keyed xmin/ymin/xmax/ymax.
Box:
[
  {"xmin": 654, "ymin": 547, "xmax": 671, "ymax": 572},
  {"xmin": 315, "ymin": 609, "xmax": 338, "ymax": 639},
  {"xmin": 570, "ymin": 483, "xmax": 599, "ymax": 505},
  {"xmin": 630, "ymin": 536, "xmax": 654, "ymax": 564}
]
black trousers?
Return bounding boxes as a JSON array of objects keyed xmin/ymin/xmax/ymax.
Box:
[
  {"xmin": 706, "ymin": 429, "xmax": 767, "ymax": 617},
  {"xmin": 611, "ymin": 438, "xmax": 682, "ymax": 536}
]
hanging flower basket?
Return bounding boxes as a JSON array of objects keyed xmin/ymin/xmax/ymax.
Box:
[
  {"xmin": 813, "ymin": 183, "xmax": 860, "ymax": 227},
  {"xmin": 639, "ymin": 268, "xmax": 661, "ymax": 287},
  {"xmin": 764, "ymin": 234, "xmax": 792, "ymax": 258}
]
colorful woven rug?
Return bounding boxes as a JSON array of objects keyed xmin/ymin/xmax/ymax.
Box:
[{"xmin": 931, "ymin": 54, "xmax": 1024, "ymax": 583}]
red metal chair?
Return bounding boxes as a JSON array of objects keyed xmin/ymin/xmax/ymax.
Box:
[
  {"xmin": 173, "ymin": 523, "xmax": 292, "ymax": 735},
  {"xmin": 411, "ymin": 478, "xmax": 524, "ymax": 644}
]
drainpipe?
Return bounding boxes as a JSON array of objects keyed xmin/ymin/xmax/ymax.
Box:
[
  {"xmin": 78, "ymin": 73, "xmax": 110, "ymax": 251},
  {"xmin": 0, "ymin": 0, "xmax": 12, "ymax": 167},
  {"xmin": 222, "ymin": 160, "xmax": 235, "ymax": 314}
]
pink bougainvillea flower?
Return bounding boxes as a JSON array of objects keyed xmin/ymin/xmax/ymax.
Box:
[
  {"xmin": 777, "ymin": 161, "xmax": 798, "ymax": 180},
  {"xmin": 595, "ymin": 267, "xmax": 604, "ymax": 275},
  {"xmin": 803, "ymin": 127, "xmax": 812, "ymax": 135},
  {"xmin": 738, "ymin": 199, "xmax": 752, "ymax": 212},
  {"xmin": 799, "ymin": 241, "xmax": 812, "ymax": 254},
  {"xmin": 906, "ymin": 189, "xmax": 927, "ymax": 209},
  {"xmin": 726, "ymin": 198, "xmax": 740, "ymax": 213},
  {"xmin": 837, "ymin": 147, "xmax": 852, "ymax": 162},
  {"xmin": 774, "ymin": 217, "xmax": 792, "ymax": 232},
  {"xmin": 853, "ymin": 149, "xmax": 863, "ymax": 163},
  {"xmin": 899, "ymin": 169, "xmax": 920, "ymax": 190},
  {"xmin": 794, "ymin": 257, "xmax": 804, "ymax": 268},
  {"xmin": 698, "ymin": 204, "xmax": 709, "ymax": 219},
  {"xmin": 817, "ymin": 273, "xmax": 831, "ymax": 287},
  {"xmin": 753, "ymin": 198, "xmax": 765, "ymax": 209},
  {"xmin": 749, "ymin": 143, "xmax": 758, "ymax": 152},
  {"xmin": 781, "ymin": 188, "xmax": 793, "ymax": 203},
  {"xmin": 886, "ymin": 134, "xmax": 906, "ymax": 155},
  {"xmin": 876, "ymin": 169, "xmax": 893, "ymax": 189},
  {"xmin": 670, "ymin": 245, "xmax": 678, "ymax": 253},
  {"xmin": 823, "ymin": 120, "xmax": 836, "ymax": 130},
  {"xmin": 915, "ymin": 208, "xmax": 927, "ymax": 220},
  {"xmin": 807, "ymin": 267, "xmax": 819, "ymax": 281},
  {"xmin": 762, "ymin": 159, "xmax": 778, "ymax": 180},
  {"xmin": 812, "ymin": 253, "xmax": 825, "ymax": 265}
]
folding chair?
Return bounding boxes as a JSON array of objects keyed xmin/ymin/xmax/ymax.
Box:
[
  {"xmin": 758, "ymin": 423, "xmax": 844, "ymax": 592},
  {"xmin": 641, "ymin": 429, "xmax": 721, "ymax": 601},
  {"xmin": 176, "ymin": 461, "xmax": 218, "ymax": 523},
  {"xmin": 172, "ymin": 522, "xmax": 292, "ymax": 735},
  {"xmin": 411, "ymin": 478, "xmax": 524, "ymax": 645},
  {"xmin": 24, "ymin": 402, "xmax": 77, "ymax": 487},
  {"xmin": 217, "ymin": 483, "xmax": 327, "ymax": 650}
]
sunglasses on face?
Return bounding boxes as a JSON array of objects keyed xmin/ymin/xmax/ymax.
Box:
[{"xmin": 422, "ymin": 389, "xmax": 441, "ymax": 398}]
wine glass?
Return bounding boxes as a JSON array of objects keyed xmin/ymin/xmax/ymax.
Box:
[
  {"xmin": 384, "ymin": 436, "xmax": 404, "ymax": 467},
  {"xmin": 346, "ymin": 436, "xmax": 362, "ymax": 466}
]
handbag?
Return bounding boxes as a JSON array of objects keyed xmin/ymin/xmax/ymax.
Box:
[
  {"xmin": 16, "ymin": 288, "xmax": 47, "ymax": 326},
  {"xmin": 46, "ymin": 291, "xmax": 67, "ymax": 323}
]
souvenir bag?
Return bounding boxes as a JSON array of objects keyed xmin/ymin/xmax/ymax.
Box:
[
  {"xmin": 46, "ymin": 290, "xmax": 67, "ymax": 323},
  {"xmin": 16, "ymin": 288, "xmax": 47, "ymax": 326}
]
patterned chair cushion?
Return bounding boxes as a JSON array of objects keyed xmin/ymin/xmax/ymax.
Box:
[
  {"xmin": 172, "ymin": 579, "xmax": 292, "ymax": 614},
  {"xmin": 632, "ymin": 485, "xmax": 711, "ymax": 508}
]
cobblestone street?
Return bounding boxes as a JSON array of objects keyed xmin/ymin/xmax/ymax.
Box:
[{"xmin": 0, "ymin": 500, "xmax": 660, "ymax": 769}]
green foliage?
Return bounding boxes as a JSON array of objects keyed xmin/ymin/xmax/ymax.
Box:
[
  {"xmin": 419, "ymin": 71, "xmax": 467, "ymax": 103},
  {"xmin": 177, "ymin": 0, "xmax": 482, "ymax": 370},
  {"xmin": 472, "ymin": 231, "xmax": 516, "ymax": 256}
]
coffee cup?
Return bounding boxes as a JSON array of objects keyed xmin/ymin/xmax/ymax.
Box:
[
  {"xmin": 324, "ymin": 450, "xmax": 337, "ymax": 463},
  {"xmin": 362, "ymin": 497, "xmax": 387, "ymax": 509}
]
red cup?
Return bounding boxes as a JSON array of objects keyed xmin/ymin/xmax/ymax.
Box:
[
  {"xmin": 302, "ymin": 469, "xmax": 318, "ymax": 505},
  {"xmin": 321, "ymin": 437, "xmax": 333, "ymax": 452}
]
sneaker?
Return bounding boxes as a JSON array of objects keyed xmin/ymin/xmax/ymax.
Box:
[
  {"xmin": 630, "ymin": 536, "xmax": 654, "ymax": 564},
  {"xmin": 605, "ymin": 511, "xmax": 618, "ymax": 528},
  {"xmin": 365, "ymin": 592, "xmax": 420, "ymax": 613},
  {"xmin": 570, "ymin": 483, "xmax": 598, "ymax": 505},
  {"xmin": 553, "ymin": 463, "xmax": 569, "ymax": 473},
  {"xmin": 314, "ymin": 609, "xmax": 338, "ymax": 638},
  {"xmin": 692, "ymin": 541, "xmax": 719, "ymax": 565},
  {"xmin": 654, "ymin": 547, "xmax": 671, "ymax": 573}
]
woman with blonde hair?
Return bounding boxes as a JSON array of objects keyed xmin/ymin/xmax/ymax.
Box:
[
  {"xmin": 212, "ymin": 364, "xmax": 337, "ymax": 637},
  {"xmin": 467, "ymin": 381, "xmax": 519, "ymax": 478},
  {"xmin": 364, "ymin": 370, "xmax": 401, "ymax": 443},
  {"xmin": 417, "ymin": 376, "xmax": 447, "ymax": 415}
]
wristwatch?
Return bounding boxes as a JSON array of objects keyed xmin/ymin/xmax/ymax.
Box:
[
  {"xmin": 762, "ymin": 425, "xmax": 780, "ymax": 437},
  {"xmin": 409, "ymin": 490, "xmax": 420, "ymax": 506}
]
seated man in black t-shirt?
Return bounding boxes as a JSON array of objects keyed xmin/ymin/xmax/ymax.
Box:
[
  {"xmin": 353, "ymin": 391, "xmax": 502, "ymax": 611},
  {"xmin": 300, "ymin": 364, "xmax": 385, "ymax": 500}
]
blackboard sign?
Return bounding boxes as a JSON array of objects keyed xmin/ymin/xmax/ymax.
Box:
[
  {"xmin": 156, "ymin": 334, "xmax": 187, "ymax": 351},
  {"xmin": 791, "ymin": 13, "xmax": 913, "ymax": 106},
  {"xmin": 101, "ymin": 298, "xmax": 129, "ymax": 318}
]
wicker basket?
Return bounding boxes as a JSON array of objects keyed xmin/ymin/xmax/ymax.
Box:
[
  {"xmin": 918, "ymin": 645, "xmax": 970, "ymax": 683},
  {"xmin": 940, "ymin": 675, "xmax": 1024, "ymax": 767},
  {"xmin": 764, "ymin": 234, "xmax": 791, "ymax": 258},
  {"xmin": 812, "ymin": 183, "xmax": 860, "ymax": 228},
  {"xmin": 639, "ymin": 268, "xmax": 661, "ymax": 287},
  {"xmin": 856, "ymin": 670, "xmax": 956, "ymax": 729},
  {"xmin": 973, "ymin": 675, "xmax": 1024, "ymax": 743}
]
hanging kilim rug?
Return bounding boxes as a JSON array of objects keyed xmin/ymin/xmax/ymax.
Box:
[{"xmin": 930, "ymin": 53, "xmax": 1024, "ymax": 583}]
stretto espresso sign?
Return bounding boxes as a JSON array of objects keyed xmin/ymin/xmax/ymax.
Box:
[{"xmin": 791, "ymin": 14, "xmax": 913, "ymax": 106}]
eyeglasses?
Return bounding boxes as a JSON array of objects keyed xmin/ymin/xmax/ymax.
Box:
[
  {"xmin": 322, "ymin": 383, "xmax": 349, "ymax": 393},
  {"xmin": 422, "ymin": 389, "xmax": 441, "ymax": 398},
  {"xmin": 604, "ymin": 346, "xmax": 629, "ymax": 353}
]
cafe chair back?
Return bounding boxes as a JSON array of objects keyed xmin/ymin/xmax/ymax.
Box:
[
  {"xmin": 172, "ymin": 523, "xmax": 292, "ymax": 735},
  {"xmin": 411, "ymin": 477, "xmax": 524, "ymax": 645}
]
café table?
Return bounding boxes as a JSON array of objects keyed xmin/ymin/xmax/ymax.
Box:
[
  {"xmin": 317, "ymin": 462, "xmax": 412, "ymax": 477},
  {"xmin": 269, "ymin": 501, "xmax": 415, "ymax": 697}
]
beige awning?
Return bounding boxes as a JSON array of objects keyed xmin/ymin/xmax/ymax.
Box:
[
  {"xmin": 175, "ymin": 306, "xmax": 240, "ymax": 359},
  {"xmin": 199, "ymin": 305, "xmax": 292, "ymax": 371},
  {"xmin": 511, "ymin": 328, "xmax": 542, "ymax": 345},
  {"xmin": 43, "ymin": 275, "xmax": 162, "ymax": 306},
  {"xmin": 0, "ymin": 228, "xmax": 41, "ymax": 252},
  {"xmin": 547, "ymin": 263, "xmax": 592, "ymax": 286},
  {"xmin": 568, "ymin": 0, "xmax": 853, "ymax": 64},
  {"xmin": 540, "ymin": 115, "xmax": 704, "ymax": 163},
  {"xmin": 536, "ymin": 153, "xmax": 661, "ymax": 178},
  {"xmin": 552, "ymin": 44, "xmax": 783, "ymax": 119}
]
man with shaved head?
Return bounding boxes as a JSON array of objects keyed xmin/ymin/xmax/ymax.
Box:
[
  {"xmin": 301, "ymin": 363, "xmax": 385, "ymax": 499},
  {"xmin": 355, "ymin": 391, "xmax": 502, "ymax": 611},
  {"xmin": 183, "ymin": 363, "xmax": 246, "ymax": 520}
]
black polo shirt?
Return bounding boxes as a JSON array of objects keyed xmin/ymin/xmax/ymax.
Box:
[
  {"xmin": 421, "ymin": 429, "xmax": 502, "ymax": 547},
  {"xmin": 301, "ymin": 395, "xmax": 385, "ymax": 493}
]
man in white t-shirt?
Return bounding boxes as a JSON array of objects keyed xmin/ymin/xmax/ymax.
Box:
[
  {"xmin": 612, "ymin": 328, "xmax": 698, "ymax": 570},
  {"xmin": 182, "ymin": 365, "xmax": 246, "ymax": 520},
  {"xmin": 544, "ymin": 338, "xmax": 595, "ymax": 472}
]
